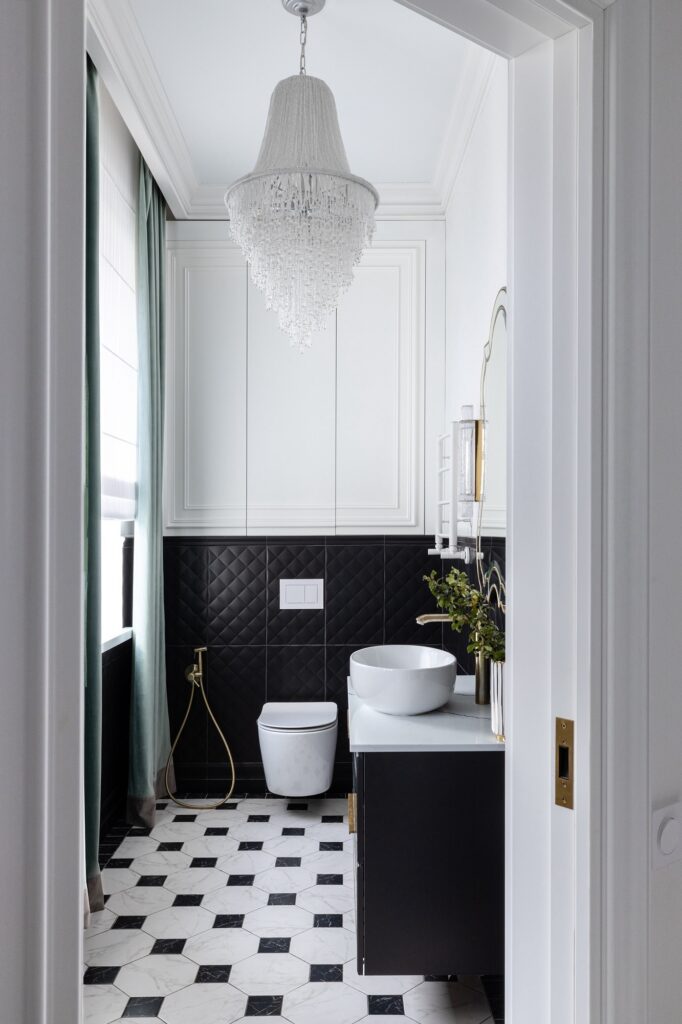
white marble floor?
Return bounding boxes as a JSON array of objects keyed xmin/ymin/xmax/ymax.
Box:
[{"xmin": 84, "ymin": 796, "xmax": 498, "ymax": 1024}]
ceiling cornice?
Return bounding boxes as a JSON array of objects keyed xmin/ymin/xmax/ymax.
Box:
[{"xmin": 87, "ymin": 0, "xmax": 499, "ymax": 222}]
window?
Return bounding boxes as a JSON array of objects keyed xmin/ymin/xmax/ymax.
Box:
[{"xmin": 99, "ymin": 85, "xmax": 139, "ymax": 643}]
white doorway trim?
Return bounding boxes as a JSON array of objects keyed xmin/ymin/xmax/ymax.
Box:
[{"xmin": 1, "ymin": 1, "xmax": 651, "ymax": 1022}]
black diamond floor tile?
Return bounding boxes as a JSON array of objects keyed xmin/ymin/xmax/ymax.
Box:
[
  {"xmin": 268, "ymin": 893, "xmax": 296, "ymax": 906},
  {"xmin": 258, "ymin": 937, "xmax": 291, "ymax": 953},
  {"xmin": 173, "ymin": 894, "xmax": 203, "ymax": 907},
  {"xmin": 83, "ymin": 966, "xmax": 120, "ymax": 985},
  {"xmin": 137, "ymin": 875, "xmax": 167, "ymax": 887},
  {"xmin": 191, "ymin": 857, "xmax": 217, "ymax": 868},
  {"xmin": 310, "ymin": 963, "xmax": 343, "ymax": 982},
  {"xmin": 214, "ymin": 914, "xmax": 245, "ymax": 928},
  {"xmin": 112, "ymin": 916, "xmax": 146, "ymax": 929},
  {"xmin": 245, "ymin": 994, "xmax": 284, "ymax": 1016},
  {"xmin": 122, "ymin": 995, "xmax": 164, "ymax": 1017},
  {"xmin": 282, "ymin": 827, "xmax": 305, "ymax": 836},
  {"xmin": 158, "ymin": 842, "xmax": 184, "ymax": 852},
  {"xmin": 319, "ymin": 842, "xmax": 343, "ymax": 851},
  {"xmin": 196, "ymin": 964, "xmax": 232, "ymax": 983},
  {"xmin": 368, "ymin": 994, "xmax": 405, "ymax": 1015},
  {"xmin": 239, "ymin": 841, "xmax": 264, "ymax": 851},
  {"xmin": 228, "ymin": 874, "xmax": 255, "ymax": 886},
  {"xmin": 151, "ymin": 938, "xmax": 186, "ymax": 955},
  {"xmin": 275, "ymin": 857, "xmax": 301, "ymax": 867},
  {"xmin": 317, "ymin": 874, "xmax": 343, "ymax": 885},
  {"xmin": 206, "ymin": 827, "xmax": 229, "ymax": 836},
  {"xmin": 313, "ymin": 914, "xmax": 343, "ymax": 928}
]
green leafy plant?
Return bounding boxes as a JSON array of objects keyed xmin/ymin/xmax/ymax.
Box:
[{"xmin": 424, "ymin": 566, "xmax": 505, "ymax": 663}]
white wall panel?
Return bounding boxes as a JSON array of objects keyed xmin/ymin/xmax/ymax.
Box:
[
  {"xmin": 165, "ymin": 242, "xmax": 247, "ymax": 532},
  {"xmin": 336, "ymin": 242, "xmax": 425, "ymax": 532},
  {"xmin": 246, "ymin": 281, "xmax": 336, "ymax": 533}
]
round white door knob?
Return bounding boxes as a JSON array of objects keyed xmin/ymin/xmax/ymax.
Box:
[{"xmin": 657, "ymin": 816, "xmax": 682, "ymax": 856}]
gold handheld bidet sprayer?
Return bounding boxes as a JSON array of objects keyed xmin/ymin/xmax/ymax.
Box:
[{"xmin": 164, "ymin": 646, "xmax": 236, "ymax": 811}]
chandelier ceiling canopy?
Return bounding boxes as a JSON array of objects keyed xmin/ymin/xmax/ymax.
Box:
[{"xmin": 225, "ymin": 0, "xmax": 378, "ymax": 351}]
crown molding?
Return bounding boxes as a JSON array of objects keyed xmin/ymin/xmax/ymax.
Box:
[
  {"xmin": 87, "ymin": 0, "xmax": 500, "ymax": 223},
  {"xmin": 87, "ymin": 0, "xmax": 198, "ymax": 218}
]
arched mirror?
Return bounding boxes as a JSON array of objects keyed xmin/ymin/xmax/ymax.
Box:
[{"xmin": 478, "ymin": 288, "xmax": 507, "ymax": 538}]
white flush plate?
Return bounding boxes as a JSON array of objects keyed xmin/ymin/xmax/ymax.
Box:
[
  {"xmin": 279, "ymin": 578, "xmax": 324, "ymax": 610},
  {"xmin": 652, "ymin": 800, "xmax": 682, "ymax": 870}
]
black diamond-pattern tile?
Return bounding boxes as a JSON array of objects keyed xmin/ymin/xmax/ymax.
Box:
[
  {"xmin": 228, "ymin": 874, "xmax": 255, "ymax": 886},
  {"xmin": 207, "ymin": 544, "xmax": 267, "ymax": 645},
  {"xmin": 282, "ymin": 828, "xmax": 304, "ymax": 836},
  {"xmin": 268, "ymin": 893, "xmax": 296, "ymax": 906},
  {"xmin": 206, "ymin": 827, "xmax": 229, "ymax": 836},
  {"xmin": 239, "ymin": 841, "xmax": 264, "ymax": 851},
  {"xmin": 267, "ymin": 545, "xmax": 326, "ymax": 644},
  {"xmin": 317, "ymin": 874, "xmax": 343, "ymax": 885},
  {"xmin": 166, "ymin": 645, "xmax": 208, "ymax": 769},
  {"xmin": 320, "ymin": 842, "xmax": 343, "ymax": 851},
  {"xmin": 164, "ymin": 542, "xmax": 207, "ymax": 644},
  {"xmin": 205, "ymin": 646, "xmax": 266, "ymax": 764},
  {"xmin": 214, "ymin": 914, "xmax": 244, "ymax": 928},
  {"xmin": 112, "ymin": 916, "xmax": 146, "ymax": 929},
  {"xmin": 314, "ymin": 914, "xmax": 343, "ymax": 927},
  {"xmin": 191, "ymin": 857, "xmax": 217, "ymax": 868},
  {"xmin": 385, "ymin": 543, "xmax": 446, "ymax": 644},
  {"xmin": 266, "ymin": 645, "xmax": 325, "ymax": 703},
  {"xmin": 158, "ymin": 842, "xmax": 184, "ymax": 852},
  {"xmin": 275, "ymin": 857, "xmax": 301, "ymax": 867},
  {"xmin": 326, "ymin": 544, "xmax": 384, "ymax": 644},
  {"xmin": 137, "ymin": 875, "xmax": 167, "ymax": 887}
]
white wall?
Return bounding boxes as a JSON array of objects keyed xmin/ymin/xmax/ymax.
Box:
[
  {"xmin": 649, "ymin": 1, "xmax": 682, "ymax": 1018},
  {"xmin": 445, "ymin": 58, "xmax": 508, "ymax": 425}
]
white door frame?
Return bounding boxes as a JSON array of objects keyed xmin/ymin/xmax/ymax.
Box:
[{"xmin": 2, "ymin": 0, "xmax": 651, "ymax": 1021}]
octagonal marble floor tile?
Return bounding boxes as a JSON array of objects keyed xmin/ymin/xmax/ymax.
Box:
[
  {"xmin": 242, "ymin": 904, "xmax": 313, "ymax": 937},
  {"xmin": 403, "ymin": 980, "xmax": 493, "ymax": 1024},
  {"xmin": 262, "ymin": 835, "xmax": 319, "ymax": 858},
  {"xmin": 105, "ymin": 885, "xmax": 175, "ymax": 917},
  {"xmin": 85, "ymin": 908, "xmax": 116, "ymax": 937},
  {"xmin": 289, "ymin": 926, "xmax": 356, "ymax": 964},
  {"xmin": 130, "ymin": 851, "xmax": 191, "ymax": 875},
  {"xmin": 142, "ymin": 905, "xmax": 215, "ymax": 939},
  {"xmin": 181, "ymin": 835, "xmax": 239, "ymax": 859},
  {"xmin": 255, "ymin": 866, "xmax": 316, "ymax": 893},
  {"xmin": 115, "ymin": 953, "xmax": 198, "ymax": 997},
  {"xmin": 229, "ymin": 951, "xmax": 310, "ymax": 995},
  {"xmin": 296, "ymin": 885, "xmax": 354, "ymax": 916},
  {"xmin": 163, "ymin": 867, "xmax": 228, "ymax": 895},
  {"xmin": 201, "ymin": 883, "xmax": 269, "ymax": 916},
  {"xmin": 84, "ymin": 927, "xmax": 154, "ymax": 967},
  {"xmin": 282, "ymin": 980, "xmax": 367, "ymax": 1024},
  {"xmin": 343, "ymin": 958, "xmax": 422, "ymax": 995},
  {"xmin": 300, "ymin": 848, "xmax": 354, "ymax": 875},
  {"xmin": 150, "ymin": 821, "xmax": 205, "ymax": 843},
  {"xmin": 101, "ymin": 868, "xmax": 140, "ymax": 895},
  {"xmin": 159, "ymin": 981, "xmax": 246, "ymax": 1024},
  {"xmin": 183, "ymin": 925, "xmax": 260, "ymax": 965},
  {"xmin": 306, "ymin": 822, "xmax": 351, "ymax": 842},
  {"xmin": 215, "ymin": 849, "xmax": 275, "ymax": 875},
  {"xmin": 227, "ymin": 821, "xmax": 286, "ymax": 842},
  {"xmin": 114, "ymin": 836, "xmax": 157, "ymax": 858},
  {"xmin": 82, "ymin": 983, "xmax": 128, "ymax": 1024}
]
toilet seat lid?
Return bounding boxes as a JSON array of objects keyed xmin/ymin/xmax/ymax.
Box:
[{"xmin": 258, "ymin": 701, "xmax": 338, "ymax": 730}]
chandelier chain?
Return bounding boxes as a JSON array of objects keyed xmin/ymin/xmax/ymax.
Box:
[{"xmin": 299, "ymin": 15, "xmax": 307, "ymax": 75}]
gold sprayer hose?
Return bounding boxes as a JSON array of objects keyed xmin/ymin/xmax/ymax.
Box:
[{"xmin": 164, "ymin": 648, "xmax": 236, "ymax": 811}]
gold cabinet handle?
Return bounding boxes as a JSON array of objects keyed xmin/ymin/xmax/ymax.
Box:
[{"xmin": 348, "ymin": 792, "xmax": 357, "ymax": 834}]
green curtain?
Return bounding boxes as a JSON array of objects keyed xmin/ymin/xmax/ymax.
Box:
[
  {"xmin": 84, "ymin": 57, "xmax": 104, "ymax": 912},
  {"xmin": 128, "ymin": 161, "xmax": 174, "ymax": 826}
]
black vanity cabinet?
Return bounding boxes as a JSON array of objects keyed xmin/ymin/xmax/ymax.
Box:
[{"xmin": 354, "ymin": 750, "xmax": 504, "ymax": 976}]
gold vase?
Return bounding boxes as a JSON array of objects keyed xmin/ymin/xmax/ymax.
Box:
[{"xmin": 475, "ymin": 652, "xmax": 491, "ymax": 705}]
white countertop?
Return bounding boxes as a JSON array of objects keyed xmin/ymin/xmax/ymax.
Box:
[{"xmin": 348, "ymin": 675, "xmax": 504, "ymax": 753}]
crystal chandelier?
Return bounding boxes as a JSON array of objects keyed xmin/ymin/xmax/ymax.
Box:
[{"xmin": 224, "ymin": 0, "xmax": 378, "ymax": 351}]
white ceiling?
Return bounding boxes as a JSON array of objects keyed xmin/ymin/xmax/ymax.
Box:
[{"xmin": 88, "ymin": 0, "xmax": 501, "ymax": 217}]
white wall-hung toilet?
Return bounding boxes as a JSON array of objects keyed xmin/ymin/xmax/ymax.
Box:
[{"xmin": 257, "ymin": 702, "xmax": 338, "ymax": 797}]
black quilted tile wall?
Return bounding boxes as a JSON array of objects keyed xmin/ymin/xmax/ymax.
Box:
[{"xmin": 163, "ymin": 535, "xmax": 505, "ymax": 793}]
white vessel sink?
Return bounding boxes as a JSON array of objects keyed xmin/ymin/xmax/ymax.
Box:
[{"xmin": 350, "ymin": 645, "xmax": 456, "ymax": 716}]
